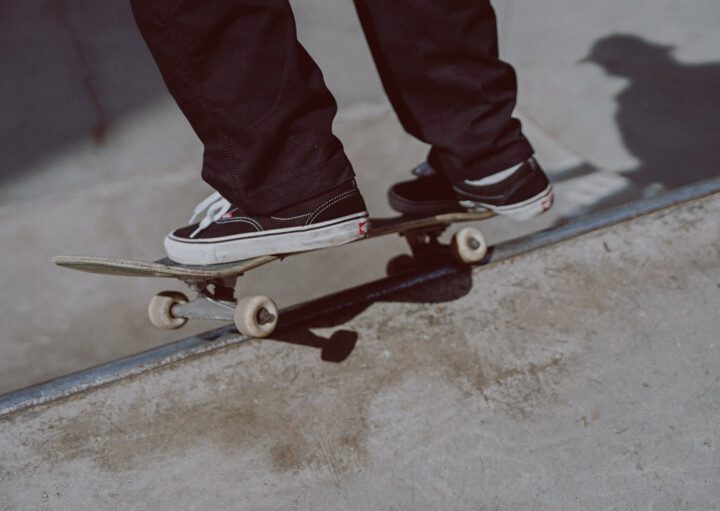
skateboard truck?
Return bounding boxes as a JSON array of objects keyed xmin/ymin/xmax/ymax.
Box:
[{"xmin": 148, "ymin": 278, "xmax": 280, "ymax": 338}]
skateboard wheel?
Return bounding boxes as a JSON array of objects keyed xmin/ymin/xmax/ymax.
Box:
[
  {"xmin": 234, "ymin": 295, "xmax": 278, "ymax": 338},
  {"xmin": 148, "ymin": 291, "xmax": 188, "ymax": 329},
  {"xmin": 451, "ymin": 227, "xmax": 488, "ymax": 263}
]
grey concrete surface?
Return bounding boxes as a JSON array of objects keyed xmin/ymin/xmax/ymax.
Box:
[
  {"xmin": 1, "ymin": 1, "xmax": 718, "ymax": 392},
  {"xmin": 1, "ymin": 192, "xmax": 719, "ymax": 510},
  {"xmin": 7, "ymin": 178, "xmax": 716, "ymax": 418}
]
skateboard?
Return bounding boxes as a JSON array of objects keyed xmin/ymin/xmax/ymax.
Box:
[{"xmin": 53, "ymin": 211, "xmax": 494, "ymax": 338}]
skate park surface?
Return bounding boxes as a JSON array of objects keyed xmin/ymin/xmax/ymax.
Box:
[
  {"xmin": 2, "ymin": 189, "xmax": 719, "ymax": 508},
  {"xmin": 1, "ymin": 0, "xmax": 718, "ymax": 392},
  {"xmin": 1, "ymin": 1, "xmax": 719, "ymax": 507}
]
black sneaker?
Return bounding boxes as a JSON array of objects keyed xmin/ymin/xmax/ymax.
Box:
[
  {"xmin": 165, "ymin": 180, "xmax": 370, "ymax": 265},
  {"xmin": 388, "ymin": 157, "xmax": 554, "ymax": 220}
]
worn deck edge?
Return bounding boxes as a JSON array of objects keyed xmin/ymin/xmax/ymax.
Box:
[{"xmin": 2, "ymin": 177, "xmax": 720, "ymax": 418}]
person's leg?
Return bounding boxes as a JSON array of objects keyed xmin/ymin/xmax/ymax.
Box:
[
  {"xmin": 130, "ymin": 0, "xmax": 354, "ymax": 215},
  {"xmin": 131, "ymin": 1, "xmax": 368, "ymax": 264},
  {"xmin": 353, "ymin": 0, "xmax": 532, "ymax": 180},
  {"xmin": 354, "ymin": 0, "xmax": 552, "ymax": 219}
]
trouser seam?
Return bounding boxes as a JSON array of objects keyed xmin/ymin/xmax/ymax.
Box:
[{"xmin": 166, "ymin": 21, "xmax": 241, "ymax": 198}]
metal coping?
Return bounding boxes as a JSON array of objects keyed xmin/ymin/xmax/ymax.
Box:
[{"xmin": 2, "ymin": 177, "xmax": 720, "ymax": 418}]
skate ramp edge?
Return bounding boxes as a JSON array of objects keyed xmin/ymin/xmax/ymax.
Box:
[{"xmin": 1, "ymin": 176, "xmax": 719, "ymax": 418}]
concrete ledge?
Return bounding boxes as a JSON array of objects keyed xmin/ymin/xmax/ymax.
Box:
[{"xmin": 1, "ymin": 176, "xmax": 719, "ymax": 418}]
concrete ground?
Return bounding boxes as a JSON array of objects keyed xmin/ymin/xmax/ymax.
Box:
[
  {"xmin": 1, "ymin": 190, "xmax": 718, "ymax": 510},
  {"xmin": 1, "ymin": 1, "xmax": 718, "ymax": 392}
]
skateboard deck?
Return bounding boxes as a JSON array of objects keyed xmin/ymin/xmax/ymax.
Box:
[
  {"xmin": 53, "ymin": 211, "xmax": 495, "ymax": 337},
  {"xmin": 53, "ymin": 211, "xmax": 494, "ymax": 281}
]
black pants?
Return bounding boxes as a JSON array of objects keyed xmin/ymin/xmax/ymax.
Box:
[{"xmin": 131, "ymin": 0, "xmax": 533, "ymax": 214}]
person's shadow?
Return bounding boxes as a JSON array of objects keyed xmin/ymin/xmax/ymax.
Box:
[{"xmin": 581, "ymin": 34, "xmax": 720, "ymax": 203}]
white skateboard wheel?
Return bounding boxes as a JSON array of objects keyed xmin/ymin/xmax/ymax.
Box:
[
  {"xmin": 148, "ymin": 291, "xmax": 188, "ymax": 329},
  {"xmin": 451, "ymin": 227, "xmax": 488, "ymax": 263},
  {"xmin": 234, "ymin": 295, "xmax": 278, "ymax": 338}
]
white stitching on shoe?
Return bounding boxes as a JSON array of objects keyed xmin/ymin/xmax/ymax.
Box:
[
  {"xmin": 215, "ymin": 217, "xmax": 263, "ymax": 231},
  {"xmin": 270, "ymin": 213, "xmax": 311, "ymax": 220},
  {"xmin": 306, "ymin": 189, "xmax": 356, "ymax": 225},
  {"xmin": 306, "ymin": 190, "xmax": 356, "ymax": 225},
  {"xmin": 308, "ymin": 189, "xmax": 355, "ymax": 221}
]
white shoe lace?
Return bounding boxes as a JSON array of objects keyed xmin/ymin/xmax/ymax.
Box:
[{"xmin": 188, "ymin": 191, "xmax": 232, "ymax": 238}]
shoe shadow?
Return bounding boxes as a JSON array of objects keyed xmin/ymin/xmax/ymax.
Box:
[{"xmin": 267, "ymin": 248, "xmax": 473, "ymax": 363}]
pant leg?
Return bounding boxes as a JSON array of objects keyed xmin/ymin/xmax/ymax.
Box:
[
  {"xmin": 130, "ymin": 0, "xmax": 354, "ymax": 214},
  {"xmin": 353, "ymin": 0, "xmax": 533, "ymax": 180}
]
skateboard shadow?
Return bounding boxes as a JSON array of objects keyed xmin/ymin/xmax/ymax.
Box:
[{"xmin": 267, "ymin": 249, "xmax": 474, "ymax": 363}]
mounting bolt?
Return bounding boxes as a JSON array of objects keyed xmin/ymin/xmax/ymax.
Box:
[{"xmin": 257, "ymin": 308, "xmax": 275, "ymax": 325}]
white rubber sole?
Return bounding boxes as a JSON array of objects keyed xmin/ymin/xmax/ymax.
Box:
[
  {"xmin": 165, "ymin": 213, "xmax": 370, "ymax": 265},
  {"xmin": 460, "ymin": 185, "xmax": 554, "ymax": 221}
]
